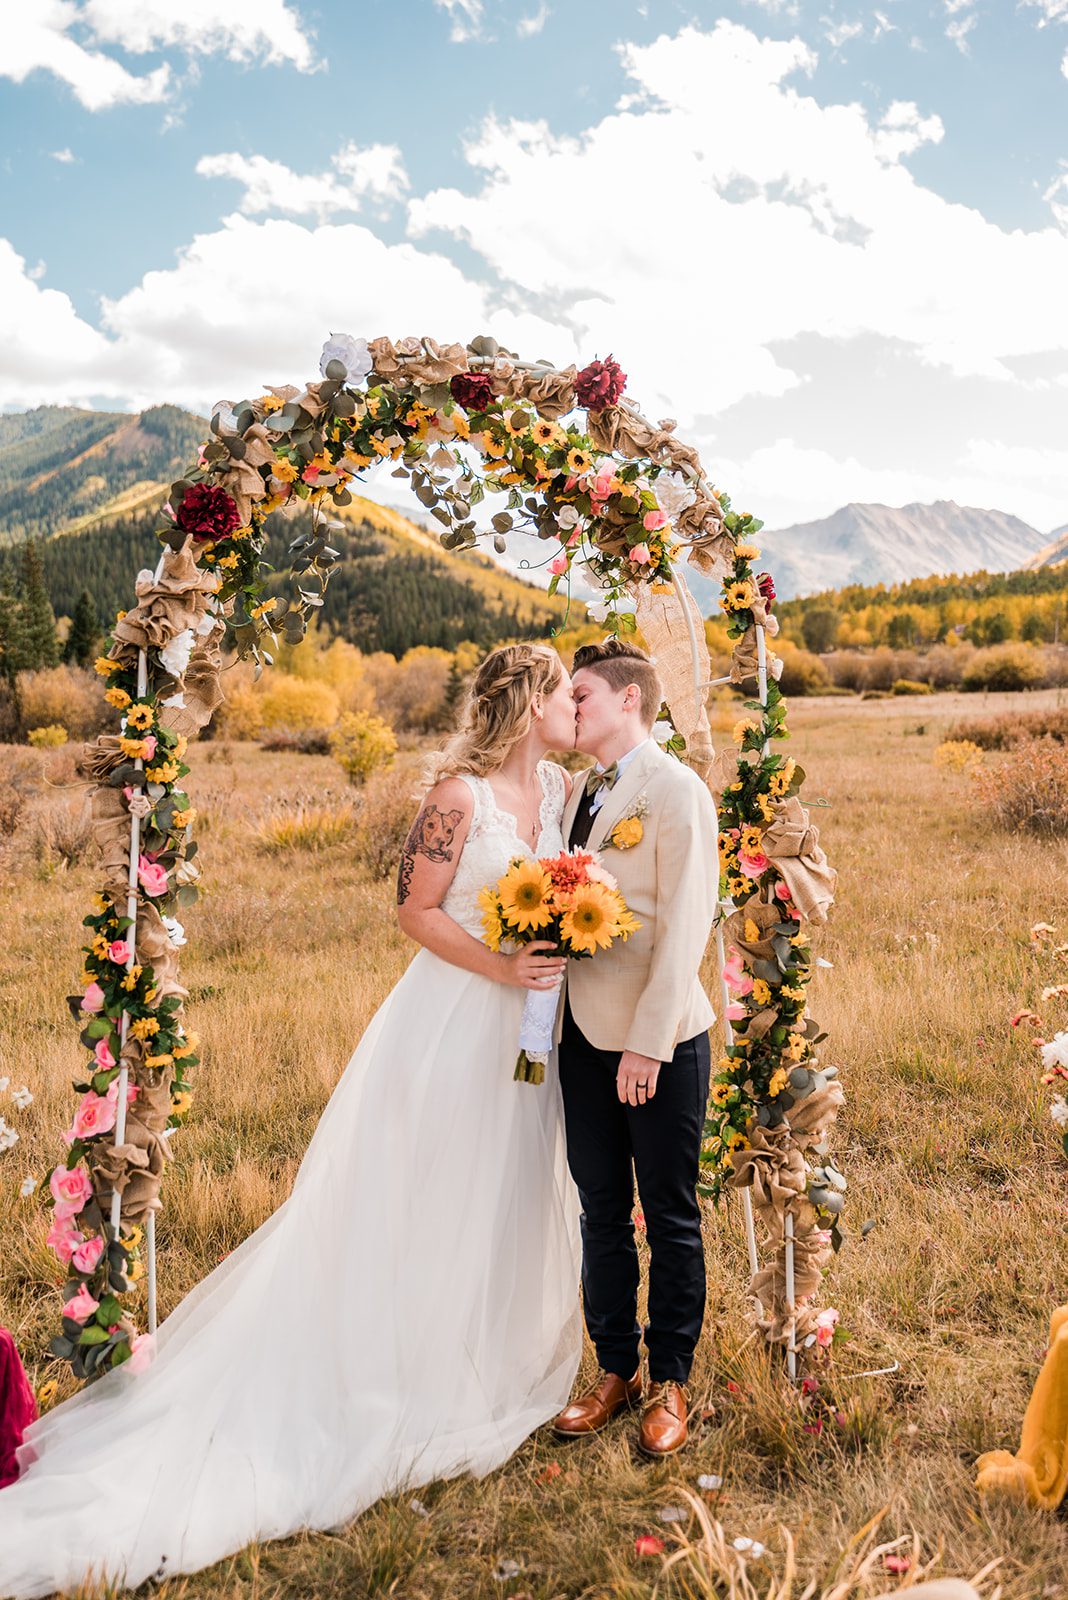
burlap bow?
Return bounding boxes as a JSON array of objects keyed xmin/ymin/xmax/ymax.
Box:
[{"xmin": 762, "ymin": 796, "xmax": 838, "ymax": 926}]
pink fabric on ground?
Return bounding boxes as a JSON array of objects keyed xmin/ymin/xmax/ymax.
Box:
[{"xmin": 0, "ymin": 1330, "xmax": 37, "ymax": 1489}]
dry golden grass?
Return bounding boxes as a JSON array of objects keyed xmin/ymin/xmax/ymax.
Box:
[{"xmin": 2, "ymin": 692, "xmax": 1068, "ymax": 1598}]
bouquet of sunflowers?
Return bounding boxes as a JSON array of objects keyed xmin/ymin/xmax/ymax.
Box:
[{"xmin": 479, "ymin": 849, "xmax": 640, "ymax": 1084}]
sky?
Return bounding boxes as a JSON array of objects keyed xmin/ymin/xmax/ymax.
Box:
[{"xmin": 1, "ymin": 0, "xmax": 1067, "ymax": 533}]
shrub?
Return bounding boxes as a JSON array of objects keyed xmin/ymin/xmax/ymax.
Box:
[
  {"xmin": 258, "ymin": 676, "xmax": 339, "ymax": 732},
  {"xmin": 948, "ymin": 708, "xmax": 1068, "ymax": 750},
  {"xmin": 27, "ymin": 724, "xmax": 68, "ymax": 747},
  {"xmin": 259, "ymin": 728, "xmax": 333, "ymax": 755},
  {"xmin": 16, "ymin": 664, "xmax": 109, "ymax": 739},
  {"xmin": 364, "ymin": 647, "xmax": 452, "ymax": 731},
  {"xmin": 329, "ymin": 712, "xmax": 398, "ymax": 784},
  {"xmin": 354, "ymin": 761, "xmax": 423, "ymax": 880},
  {"xmin": 972, "ymin": 737, "xmax": 1068, "ymax": 834},
  {"xmin": 216, "ymin": 683, "xmax": 264, "ymax": 740},
  {"xmin": 934, "ymin": 739, "xmax": 984, "ymax": 774},
  {"xmin": 29, "ymin": 799, "xmax": 94, "ymax": 868},
  {"xmin": 891, "ymin": 678, "xmax": 933, "ymax": 696},
  {"xmin": 961, "ymin": 644, "xmax": 1044, "ymax": 693},
  {"xmin": 775, "ymin": 643, "xmax": 831, "ymax": 697},
  {"xmin": 254, "ymin": 800, "xmax": 359, "ymax": 853}
]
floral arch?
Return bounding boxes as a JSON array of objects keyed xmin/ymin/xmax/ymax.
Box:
[{"xmin": 47, "ymin": 333, "xmax": 843, "ymax": 1386}]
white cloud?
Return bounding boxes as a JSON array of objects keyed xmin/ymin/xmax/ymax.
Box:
[
  {"xmin": 1063, "ymin": 45, "xmax": 1068, "ymax": 76},
  {"xmin": 1021, "ymin": 0, "xmax": 1068, "ymax": 21},
  {"xmin": 434, "ymin": 0, "xmax": 485, "ymax": 43},
  {"xmin": 409, "ymin": 20, "xmax": 1068, "ymax": 420},
  {"xmin": 196, "ymin": 143, "xmax": 408, "ymax": 220},
  {"xmin": 3, "ymin": 0, "xmax": 313, "ymax": 113},
  {"xmin": 5, "ymin": 2, "xmax": 170, "ymax": 111},
  {"xmin": 822, "ymin": 18, "xmax": 864, "ymax": 50},
  {"xmin": 946, "ymin": 15, "xmax": 977, "ymax": 51},
  {"xmin": 49, "ymin": 148, "xmax": 77, "ymax": 163},
  {"xmin": 517, "ymin": 4, "xmax": 549, "ymax": 38},
  {"xmin": 0, "ymin": 217, "xmax": 569, "ymax": 412},
  {"xmin": 79, "ymin": 0, "xmax": 315, "ymax": 70}
]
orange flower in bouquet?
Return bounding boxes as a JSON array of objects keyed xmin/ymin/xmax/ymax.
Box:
[{"xmin": 479, "ymin": 849, "xmax": 640, "ymax": 1083}]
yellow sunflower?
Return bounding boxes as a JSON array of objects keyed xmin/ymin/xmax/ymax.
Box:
[
  {"xmin": 565, "ymin": 447, "xmax": 592, "ymax": 474},
  {"xmin": 711, "ymin": 1082, "xmax": 732, "ymax": 1107},
  {"xmin": 104, "ymin": 686, "xmax": 131, "ymax": 710},
  {"xmin": 532, "ymin": 419, "xmax": 560, "ymax": 446},
  {"xmin": 739, "ymin": 825, "xmax": 763, "ymax": 855},
  {"xmin": 751, "ymin": 977, "xmax": 772, "ymax": 1007},
  {"xmin": 478, "ymin": 886, "xmax": 505, "ymax": 951},
  {"xmin": 768, "ymin": 1067, "xmax": 789, "ymax": 1097},
  {"xmin": 560, "ymin": 881, "xmax": 624, "ymax": 954},
  {"xmin": 498, "ymin": 860, "xmax": 554, "ymax": 933},
  {"xmin": 726, "ymin": 1130, "xmax": 750, "ymax": 1154},
  {"xmin": 724, "ymin": 580, "xmax": 755, "ymax": 610},
  {"xmin": 734, "ymin": 541, "xmax": 762, "ymax": 560}
]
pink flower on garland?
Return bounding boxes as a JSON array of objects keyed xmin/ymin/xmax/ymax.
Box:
[
  {"xmin": 50, "ymin": 1165, "xmax": 92, "ymax": 1218},
  {"xmin": 773, "ymin": 880, "xmax": 792, "ymax": 900},
  {"xmin": 724, "ymin": 1001, "xmax": 746, "ymax": 1022},
  {"xmin": 449, "ymin": 372, "xmax": 495, "ymax": 411},
  {"xmin": 108, "ymin": 939, "xmax": 131, "ymax": 964},
  {"xmin": 548, "ymin": 553, "xmax": 568, "ymax": 576},
  {"xmin": 46, "ymin": 1219, "xmax": 82, "ymax": 1264},
  {"xmin": 81, "ymin": 981, "xmax": 104, "ymax": 1014},
  {"xmin": 93, "ymin": 1038, "xmax": 116, "ymax": 1070},
  {"xmin": 137, "ymin": 855, "xmax": 169, "ymax": 898},
  {"xmin": 128, "ymin": 1333, "xmax": 156, "ymax": 1375},
  {"xmin": 575, "ymin": 354, "xmax": 626, "ymax": 410},
  {"xmin": 814, "ymin": 1308, "xmax": 839, "ymax": 1348},
  {"xmin": 739, "ymin": 851, "xmax": 770, "ymax": 879},
  {"xmin": 140, "ymin": 734, "xmax": 157, "ymax": 762},
  {"xmin": 628, "ymin": 543, "xmax": 652, "ymax": 566},
  {"xmin": 643, "ymin": 508, "xmax": 668, "ymax": 532},
  {"xmin": 174, "ymin": 484, "xmax": 240, "ymax": 543},
  {"xmin": 71, "ymin": 1235, "xmax": 105, "ymax": 1275},
  {"xmin": 63, "ymin": 1285, "xmax": 100, "ymax": 1324},
  {"xmin": 65, "ymin": 1090, "xmax": 117, "ymax": 1145}
]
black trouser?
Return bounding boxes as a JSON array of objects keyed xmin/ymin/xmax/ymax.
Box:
[{"xmin": 559, "ymin": 996, "xmax": 711, "ymax": 1386}]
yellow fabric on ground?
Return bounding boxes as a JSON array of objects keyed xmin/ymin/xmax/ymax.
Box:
[{"xmin": 976, "ymin": 1305, "xmax": 1068, "ymax": 1510}]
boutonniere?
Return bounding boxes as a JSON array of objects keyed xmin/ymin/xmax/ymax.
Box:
[{"xmin": 605, "ymin": 794, "xmax": 649, "ymax": 850}]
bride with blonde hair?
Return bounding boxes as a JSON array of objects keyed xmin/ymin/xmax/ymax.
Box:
[{"xmin": 0, "ymin": 642, "xmax": 583, "ymax": 1599}]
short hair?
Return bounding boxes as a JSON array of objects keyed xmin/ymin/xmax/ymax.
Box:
[{"xmin": 571, "ymin": 638, "xmax": 662, "ymax": 726}]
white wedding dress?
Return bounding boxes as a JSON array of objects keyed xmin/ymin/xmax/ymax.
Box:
[{"xmin": 0, "ymin": 761, "xmax": 582, "ymax": 1598}]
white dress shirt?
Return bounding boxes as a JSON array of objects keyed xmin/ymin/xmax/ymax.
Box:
[{"xmin": 589, "ymin": 737, "xmax": 653, "ymax": 815}]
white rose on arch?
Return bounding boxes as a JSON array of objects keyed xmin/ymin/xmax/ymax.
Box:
[
  {"xmin": 320, "ymin": 333, "xmax": 372, "ymax": 387},
  {"xmin": 162, "ymin": 916, "xmax": 187, "ymax": 948},
  {"xmin": 160, "ymin": 628, "xmax": 195, "ymax": 679},
  {"xmin": 651, "ymin": 469, "xmax": 699, "ymax": 522}
]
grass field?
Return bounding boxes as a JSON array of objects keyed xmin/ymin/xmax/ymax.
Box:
[{"xmin": 2, "ymin": 688, "xmax": 1068, "ymax": 1598}]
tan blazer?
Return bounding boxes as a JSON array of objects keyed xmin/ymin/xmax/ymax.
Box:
[{"xmin": 556, "ymin": 739, "xmax": 719, "ymax": 1061}]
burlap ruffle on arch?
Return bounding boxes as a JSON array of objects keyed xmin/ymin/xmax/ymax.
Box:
[{"xmin": 73, "ymin": 536, "xmax": 223, "ymax": 1233}]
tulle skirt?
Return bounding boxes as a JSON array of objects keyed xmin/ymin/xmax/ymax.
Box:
[{"xmin": 0, "ymin": 950, "xmax": 583, "ymax": 1597}]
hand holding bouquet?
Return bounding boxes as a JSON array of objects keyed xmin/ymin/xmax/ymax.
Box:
[{"xmin": 479, "ymin": 849, "xmax": 640, "ymax": 1084}]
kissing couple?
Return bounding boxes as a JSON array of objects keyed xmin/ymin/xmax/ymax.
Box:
[{"xmin": 0, "ymin": 637, "xmax": 720, "ymax": 1599}]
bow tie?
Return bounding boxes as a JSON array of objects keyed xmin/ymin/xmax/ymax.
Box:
[{"xmin": 584, "ymin": 761, "xmax": 619, "ymax": 799}]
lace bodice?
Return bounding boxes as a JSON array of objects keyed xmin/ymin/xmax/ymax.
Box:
[{"xmin": 440, "ymin": 761, "xmax": 567, "ymax": 938}]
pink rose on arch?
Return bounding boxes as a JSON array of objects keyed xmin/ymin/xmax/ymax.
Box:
[
  {"xmin": 137, "ymin": 855, "xmax": 169, "ymax": 897},
  {"xmin": 108, "ymin": 939, "xmax": 131, "ymax": 965},
  {"xmin": 140, "ymin": 734, "xmax": 157, "ymax": 762},
  {"xmin": 724, "ymin": 1002, "xmax": 746, "ymax": 1022},
  {"xmin": 81, "ymin": 981, "xmax": 104, "ymax": 1014},
  {"xmin": 548, "ymin": 553, "xmax": 568, "ymax": 576},
  {"xmin": 563, "ymin": 474, "xmax": 579, "ymax": 492},
  {"xmin": 68, "ymin": 1090, "xmax": 117, "ymax": 1144},
  {"xmin": 592, "ymin": 464, "xmax": 615, "ymax": 501},
  {"xmin": 72, "ymin": 1234, "xmax": 106, "ymax": 1275},
  {"xmin": 93, "ymin": 1038, "xmax": 116, "ymax": 1070},
  {"xmin": 128, "ymin": 1333, "xmax": 156, "ymax": 1375},
  {"xmin": 63, "ymin": 1284, "xmax": 100, "ymax": 1324},
  {"xmin": 566, "ymin": 525, "xmax": 582, "ymax": 547},
  {"xmin": 773, "ymin": 880, "xmax": 792, "ymax": 900},
  {"xmin": 815, "ymin": 1308, "xmax": 840, "ymax": 1348},
  {"xmin": 739, "ymin": 851, "xmax": 770, "ymax": 879},
  {"xmin": 629, "ymin": 543, "xmax": 652, "ymax": 566},
  {"xmin": 50, "ymin": 1164, "xmax": 93, "ymax": 1215},
  {"xmin": 643, "ymin": 508, "xmax": 668, "ymax": 533},
  {"xmin": 47, "ymin": 1220, "xmax": 83, "ymax": 1264}
]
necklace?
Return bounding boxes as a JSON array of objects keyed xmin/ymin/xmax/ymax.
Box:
[{"xmin": 494, "ymin": 765, "xmax": 542, "ymax": 847}]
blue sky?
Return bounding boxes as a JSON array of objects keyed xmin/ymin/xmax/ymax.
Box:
[{"xmin": 2, "ymin": 0, "xmax": 1067, "ymax": 531}]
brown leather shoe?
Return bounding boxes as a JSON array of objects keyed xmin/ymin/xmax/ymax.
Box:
[
  {"xmin": 552, "ymin": 1368, "xmax": 642, "ymax": 1437},
  {"xmin": 637, "ymin": 1380, "xmax": 689, "ymax": 1457}
]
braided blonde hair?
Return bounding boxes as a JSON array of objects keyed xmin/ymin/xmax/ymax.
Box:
[{"xmin": 424, "ymin": 643, "xmax": 562, "ymax": 786}]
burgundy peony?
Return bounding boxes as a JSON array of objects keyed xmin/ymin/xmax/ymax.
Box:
[
  {"xmin": 757, "ymin": 571, "xmax": 776, "ymax": 608},
  {"xmin": 174, "ymin": 484, "xmax": 241, "ymax": 543},
  {"xmin": 575, "ymin": 354, "xmax": 627, "ymax": 411},
  {"xmin": 449, "ymin": 372, "xmax": 495, "ymax": 412}
]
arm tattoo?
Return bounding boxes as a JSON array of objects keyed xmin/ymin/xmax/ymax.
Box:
[{"xmin": 396, "ymin": 805, "xmax": 464, "ymax": 905}]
